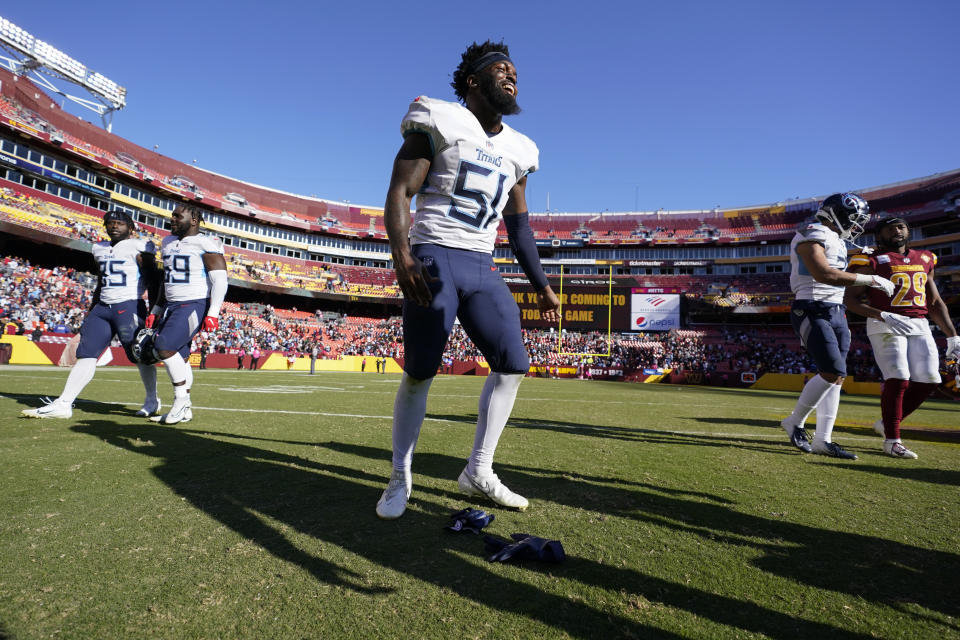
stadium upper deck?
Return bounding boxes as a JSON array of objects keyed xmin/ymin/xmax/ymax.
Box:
[{"xmin": 1, "ymin": 65, "xmax": 958, "ymax": 299}]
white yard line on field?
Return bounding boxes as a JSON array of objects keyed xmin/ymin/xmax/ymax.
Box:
[
  {"xmin": 0, "ymin": 374, "xmax": 779, "ymax": 409},
  {"xmin": 1, "ymin": 392, "xmax": 894, "ymax": 441}
]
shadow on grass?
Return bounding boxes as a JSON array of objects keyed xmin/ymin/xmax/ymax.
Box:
[
  {"xmin": 324, "ymin": 443, "xmax": 957, "ymax": 636},
  {"xmin": 8, "ymin": 393, "xmax": 138, "ymax": 417},
  {"xmin": 827, "ymin": 461, "xmax": 960, "ymax": 487},
  {"xmin": 424, "ymin": 412, "xmax": 793, "ymax": 455},
  {"xmin": 500, "ymin": 461, "xmax": 960, "ymax": 624},
  {"xmin": 73, "ymin": 420, "xmax": 686, "ymax": 639},
  {"xmin": 72, "ymin": 421, "xmax": 891, "ymax": 639}
]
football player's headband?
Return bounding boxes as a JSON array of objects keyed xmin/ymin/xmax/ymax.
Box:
[
  {"xmin": 103, "ymin": 210, "xmax": 135, "ymax": 227},
  {"xmin": 875, "ymin": 216, "xmax": 907, "ymax": 232},
  {"xmin": 467, "ymin": 51, "xmax": 512, "ymax": 76}
]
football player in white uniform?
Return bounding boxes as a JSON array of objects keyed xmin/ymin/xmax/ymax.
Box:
[
  {"xmin": 22, "ymin": 210, "xmax": 161, "ymax": 419},
  {"xmin": 145, "ymin": 204, "xmax": 227, "ymax": 424},
  {"xmin": 376, "ymin": 41, "xmax": 561, "ymax": 519},
  {"xmin": 844, "ymin": 217, "xmax": 959, "ymax": 458},
  {"xmin": 780, "ymin": 193, "xmax": 895, "ymax": 459}
]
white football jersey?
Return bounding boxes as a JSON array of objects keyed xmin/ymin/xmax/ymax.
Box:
[
  {"xmin": 401, "ymin": 96, "xmax": 539, "ymax": 253},
  {"xmin": 789, "ymin": 222, "xmax": 847, "ymax": 303},
  {"xmin": 92, "ymin": 238, "xmax": 154, "ymax": 304},
  {"xmin": 161, "ymin": 234, "xmax": 224, "ymax": 302}
]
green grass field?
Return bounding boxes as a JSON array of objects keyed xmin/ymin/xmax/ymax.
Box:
[{"xmin": 1, "ymin": 366, "xmax": 958, "ymax": 639}]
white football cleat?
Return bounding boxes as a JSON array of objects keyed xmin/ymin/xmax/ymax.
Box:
[
  {"xmin": 376, "ymin": 469, "xmax": 412, "ymax": 520},
  {"xmin": 135, "ymin": 399, "xmax": 161, "ymax": 417},
  {"xmin": 458, "ymin": 467, "xmax": 528, "ymax": 511},
  {"xmin": 21, "ymin": 398, "xmax": 72, "ymax": 419},
  {"xmin": 150, "ymin": 397, "xmax": 191, "ymax": 424},
  {"xmin": 884, "ymin": 441, "xmax": 918, "ymax": 459},
  {"xmin": 873, "ymin": 419, "xmax": 885, "ymax": 437}
]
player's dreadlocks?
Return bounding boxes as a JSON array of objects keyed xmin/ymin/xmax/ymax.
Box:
[{"xmin": 451, "ymin": 40, "xmax": 512, "ymax": 104}]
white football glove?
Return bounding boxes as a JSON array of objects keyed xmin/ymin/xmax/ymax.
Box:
[
  {"xmin": 879, "ymin": 311, "xmax": 914, "ymax": 336},
  {"xmin": 946, "ymin": 336, "xmax": 960, "ymax": 361},
  {"xmin": 868, "ymin": 275, "xmax": 896, "ymax": 297}
]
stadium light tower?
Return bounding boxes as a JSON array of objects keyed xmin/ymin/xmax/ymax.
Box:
[{"xmin": 0, "ymin": 16, "xmax": 126, "ymax": 131}]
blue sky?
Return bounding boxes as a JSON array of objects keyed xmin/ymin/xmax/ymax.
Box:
[{"xmin": 2, "ymin": 1, "xmax": 957, "ymax": 213}]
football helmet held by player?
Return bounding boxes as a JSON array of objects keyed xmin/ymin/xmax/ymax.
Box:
[
  {"xmin": 816, "ymin": 193, "xmax": 869, "ymax": 241},
  {"xmin": 130, "ymin": 328, "xmax": 160, "ymax": 365}
]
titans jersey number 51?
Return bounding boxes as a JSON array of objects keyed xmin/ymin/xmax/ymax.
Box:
[{"xmin": 402, "ymin": 96, "xmax": 539, "ymax": 254}]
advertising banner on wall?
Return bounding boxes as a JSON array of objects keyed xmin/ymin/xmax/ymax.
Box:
[
  {"xmin": 505, "ymin": 279, "xmax": 633, "ymax": 330},
  {"xmin": 630, "ymin": 291, "xmax": 681, "ymax": 331}
]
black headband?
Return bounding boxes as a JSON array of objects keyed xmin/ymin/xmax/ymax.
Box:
[
  {"xmin": 875, "ymin": 216, "xmax": 907, "ymax": 232},
  {"xmin": 103, "ymin": 210, "xmax": 135, "ymax": 228},
  {"xmin": 466, "ymin": 51, "xmax": 512, "ymax": 76}
]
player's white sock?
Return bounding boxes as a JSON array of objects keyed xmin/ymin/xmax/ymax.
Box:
[
  {"xmin": 785, "ymin": 374, "xmax": 834, "ymax": 427},
  {"xmin": 58, "ymin": 357, "xmax": 97, "ymax": 405},
  {"xmin": 183, "ymin": 360, "xmax": 194, "ymax": 393},
  {"xmin": 812, "ymin": 383, "xmax": 842, "ymax": 445},
  {"xmin": 391, "ymin": 373, "xmax": 433, "ymax": 473},
  {"xmin": 468, "ymin": 372, "xmax": 524, "ymax": 477},
  {"xmin": 161, "ymin": 354, "xmax": 190, "ymax": 400},
  {"xmin": 137, "ymin": 363, "xmax": 158, "ymax": 404}
]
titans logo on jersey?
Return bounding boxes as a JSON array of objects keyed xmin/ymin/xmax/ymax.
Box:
[
  {"xmin": 849, "ymin": 248, "xmax": 936, "ymax": 318},
  {"xmin": 91, "ymin": 238, "xmax": 154, "ymax": 304},
  {"xmin": 160, "ymin": 234, "xmax": 224, "ymax": 302},
  {"xmin": 401, "ymin": 96, "xmax": 539, "ymax": 253},
  {"xmin": 789, "ymin": 222, "xmax": 848, "ymax": 303}
]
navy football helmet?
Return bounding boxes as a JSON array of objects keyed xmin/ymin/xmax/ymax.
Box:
[
  {"xmin": 130, "ymin": 328, "xmax": 159, "ymax": 365},
  {"xmin": 816, "ymin": 193, "xmax": 869, "ymax": 241}
]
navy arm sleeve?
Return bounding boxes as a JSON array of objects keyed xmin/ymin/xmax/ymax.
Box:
[{"xmin": 503, "ymin": 212, "xmax": 549, "ymax": 291}]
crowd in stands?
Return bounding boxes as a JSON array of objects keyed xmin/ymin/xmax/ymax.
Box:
[
  {"xmin": 0, "ymin": 255, "xmax": 94, "ymax": 335},
  {"xmin": 5, "ymin": 255, "xmax": 956, "ymax": 383},
  {"xmin": 1, "ymin": 183, "xmax": 401, "ymax": 298},
  {"xmin": 0, "ymin": 187, "xmax": 105, "ymax": 243}
]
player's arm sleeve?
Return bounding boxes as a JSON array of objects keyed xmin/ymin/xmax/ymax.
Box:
[
  {"xmin": 202, "ymin": 237, "xmax": 227, "ymax": 316},
  {"xmin": 504, "ymin": 211, "xmax": 549, "ymax": 291},
  {"xmin": 90, "ymin": 262, "xmax": 102, "ymax": 309},
  {"xmin": 206, "ymin": 269, "xmax": 227, "ymax": 317},
  {"xmin": 138, "ymin": 241, "xmax": 161, "ymax": 308}
]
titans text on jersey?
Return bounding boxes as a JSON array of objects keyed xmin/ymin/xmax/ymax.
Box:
[{"xmin": 401, "ymin": 96, "xmax": 539, "ymax": 253}]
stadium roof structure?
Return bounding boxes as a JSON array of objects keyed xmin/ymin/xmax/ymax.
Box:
[{"xmin": 0, "ymin": 15, "xmax": 125, "ymax": 132}]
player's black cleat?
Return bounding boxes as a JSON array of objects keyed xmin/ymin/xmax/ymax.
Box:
[
  {"xmin": 782, "ymin": 419, "xmax": 813, "ymax": 453},
  {"xmin": 812, "ymin": 441, "xmax": 858, "ymax": 460}
]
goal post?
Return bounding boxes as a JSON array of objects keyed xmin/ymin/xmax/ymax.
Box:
[{"xmin": 556, "ymin": 268, "xmax": 615, "ymax": 357}]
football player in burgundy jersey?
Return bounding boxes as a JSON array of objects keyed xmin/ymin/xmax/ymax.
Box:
[
  {"xmin": 845, "ymin": 217, "xmax": 959, "ymax": 458},
  {"xmin": 376, "ymin": 41, "xmax": 561, "ymax": 520}
]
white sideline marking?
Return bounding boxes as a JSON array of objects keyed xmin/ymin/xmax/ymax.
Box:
[
  {"xmin": 1, "ymin": 393, "xmax": 893, "ymax": 441},
  {"xmin": 0, "ymin": 374, "xmax": 777, "ymax": 408},
  {"xmin": 217, "ymin": 385, "xmax": 345, "ymax": 393}
]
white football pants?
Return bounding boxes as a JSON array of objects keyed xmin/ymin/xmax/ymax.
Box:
[{"xmin": 868, "ymin": 330, "xmax": 941, "ymax": 383}]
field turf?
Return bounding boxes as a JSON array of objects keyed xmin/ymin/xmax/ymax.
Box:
[{"xmin": 1, "ymin": 365, "xmax": 958, "ymax": 639}]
